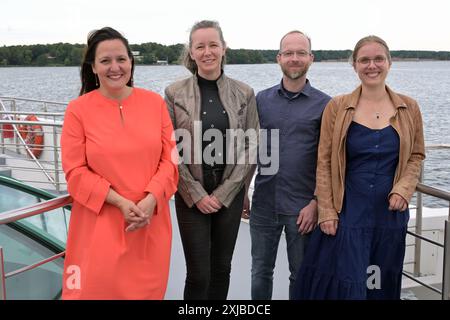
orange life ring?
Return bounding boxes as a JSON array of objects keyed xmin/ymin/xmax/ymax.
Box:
[{"xmin": 18, "ymin": 115, "xmax": 44, "ymax": 158}]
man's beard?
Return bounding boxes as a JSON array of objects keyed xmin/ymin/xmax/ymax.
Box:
[{"xmin": 281, "ymin": 64, "xmax": 309, "ymax": 80}]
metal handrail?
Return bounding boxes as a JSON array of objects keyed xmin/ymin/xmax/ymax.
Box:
[
  {"xmin": 0, "ymin": 99, "xmax": 64, "ymax": 192},
  {"xmin": 0, "ymin": 195, "xmax": 72, "ymax": 300},
  {"xmin": 412, "ymin": 144, "xmax": 450, "ymax": 281},
  {"xmin": 0, "ymin": 101, "xmax": 58, "ymax": 186},
  {"xmin": 404, "ymin": 180, "xmax": 450, "ymax": 300},
  {"xmin": 0, "ymin": 110, "xmax": 65, "ymax": 117},
  {"xmin": 0, "ymin": 195, "xmax": 72, "ymax": 225},
  {"xmin": 0, "ymin": 120, "xmax": 62, "ymax": 127},
  {"xmin": 407, "ymin": 229, "xmax": 444, "ymax": 248},
  {"xmin": 416, "ymin": 183, "xmax": 450, "ymax": 202},
  {"xmin": 0, "ymin": 247, "xmax": 6, "ymax": 299},
  {"xmin": 0, "ymin": 96, "xmax": 68, "ymax": 106},
  {"xmin": 5, "ymin": 252, "xmax": 65, "ymax": 279},
  {"xmin": 402, "ymin": 271, "xmax": 442, "ymax": 295}
]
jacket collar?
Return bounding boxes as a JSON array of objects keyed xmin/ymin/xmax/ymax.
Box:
[{"xmin": 345, "ymin": 85, "xmax": 409, "ymax": 110}]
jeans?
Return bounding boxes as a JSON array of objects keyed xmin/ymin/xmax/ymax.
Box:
[
  {"xmin": 250, "ymin": 206, "xmax": 309, "ymax": 300},
  {"xmin": 175, "ymin": 171, "xmax": 244, "ymax": 300}
]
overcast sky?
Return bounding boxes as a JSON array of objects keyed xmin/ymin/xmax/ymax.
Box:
[{"xmin": 2, "ymin": 0, "xmax": 450, "ymax": 51}]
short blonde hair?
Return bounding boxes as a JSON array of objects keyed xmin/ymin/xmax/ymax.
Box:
[{"xmin": 279, "ymin": 30, "xmax": 312, "ymax": 53}]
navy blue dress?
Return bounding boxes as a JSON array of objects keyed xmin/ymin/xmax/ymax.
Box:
[{"xmin": 293, "ymin": 121, "xmax": 409, "ymax": 300}]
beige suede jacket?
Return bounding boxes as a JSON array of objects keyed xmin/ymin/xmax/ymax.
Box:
[
  {"xmin": 316, "ymin": 85, "xmax": 426, "ymax": 224},
  {"xmin": 164, "ymin": 73, "xmax": 259, "ymax": 208}
]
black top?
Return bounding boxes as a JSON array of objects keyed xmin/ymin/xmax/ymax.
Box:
[{"xmin": 198, "ymin": 75, "xmax": 229, "ymax": 170}]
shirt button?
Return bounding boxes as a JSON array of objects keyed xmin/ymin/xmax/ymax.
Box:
[
  {"xmin": 375, "ymin": 145, "xmax": 379, "ymax": 148},
  {"xmin": 222, "ymin": 110, "xmax": 226, "ymax": 114},
  {"xmin": 209, "ymin": 99, "xmax": 213, "ymax": 103},
  {"xmin": 211, "ymin": 124, "xmax": 215, "ymax": 128},
  {"xmin": 370, "ymin": 184, "xmax": 374, "ymax": 188},
  {"xmin": 203, "ymin": 111, "xmax": 207, "ymax": 115}
]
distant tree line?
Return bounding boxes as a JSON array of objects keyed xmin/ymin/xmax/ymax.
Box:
[{"xmin": 1, "ymin": 42, "xmax": 449, "ymax": 66}]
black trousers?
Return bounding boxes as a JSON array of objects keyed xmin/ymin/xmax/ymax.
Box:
[{"xmin": 175, "ymin": 169, "xmax": 245, "ymax": 300}]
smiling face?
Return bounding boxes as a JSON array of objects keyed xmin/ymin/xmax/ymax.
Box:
[
  {"xmin": 92, "ymin": 39, "xmax": 132, "ymax": 97},
  {"xmin": 189, "ymin": 27, "xmax": 226, "ymax": 80},
  {"xmin": 277, "ymin": 33, "xmax": 313, "ymax": 81},
  {"xmin": 353, "ymin": 41, "xmax": 391, "ymax": 88}
]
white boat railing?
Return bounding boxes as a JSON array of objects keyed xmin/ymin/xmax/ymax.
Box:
[
  {"xmin": 0, "ymin": 96, "xmax": 66, "ymax": 193},
  {"xmin": 412, "ymin": 145, "xmax": 450, "ymax": 280},
  {"xmin": 405, "ymin": 179, "xmax": 450, "ymax": 299}
]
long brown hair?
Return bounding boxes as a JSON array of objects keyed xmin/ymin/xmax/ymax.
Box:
[{"xmin": 79, "ymin": 27, "xmax": 135, "ymax": 96}]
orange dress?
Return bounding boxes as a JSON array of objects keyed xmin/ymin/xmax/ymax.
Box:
[{"xmin": 61, "ymin": 88, "xmax": 178, "ymax": 299}]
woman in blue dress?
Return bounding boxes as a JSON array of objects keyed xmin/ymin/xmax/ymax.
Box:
[{"xmin": 293, "ymin": 36, "xmax": 425, "ymax": 300}]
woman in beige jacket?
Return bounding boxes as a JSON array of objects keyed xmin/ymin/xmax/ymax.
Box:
[
  {"xmin": 165, "ymin": 20, "xmax": 258, "ymax": 300},
  {"xmin": 293, "ymin": 35, "xmax": 425, "ymax": 300}
]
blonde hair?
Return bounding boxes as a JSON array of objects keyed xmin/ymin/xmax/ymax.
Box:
[
  {"xmin": 350, "ymin": 35, "xmax": 392, "ymax": 66},
  {"xmin": 181, "ymin": 20, "xmax": 226, "ymax": 74}
]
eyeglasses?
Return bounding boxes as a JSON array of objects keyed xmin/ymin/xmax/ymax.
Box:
[
  {"xmin": 356, "ymin": 56, "xmax": 387, "ymax": 66},
  {"xmin": 279, "ymin": 50, "xmax": 311, "ymax": 58}
]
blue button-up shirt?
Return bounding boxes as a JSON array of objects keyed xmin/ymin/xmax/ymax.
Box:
[{"xmin": 252, "ymin": 80, "xmax": 331, "ymax": 215}]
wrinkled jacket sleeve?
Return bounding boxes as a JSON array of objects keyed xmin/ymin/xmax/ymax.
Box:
[
  {"xmin": 212, "ymin": 89, "xmax": 260, "ymax": 207},
  {"xmin": 61, "ymin": 102, "xmax": 111, "ymax": 214},
  {"xmin": 164, "ymin": 87, "xmax": 208, "ymax": 205},
  {"xmin": 144, "ymin": 99, "xmax": 179, "ymax": 211},
  {"xmin": 316, "ymin": 99, "xmax": 339, "ymax": 224},
  {"xmin": 390, "ymin": 102, "xmax": 426, "ymax": 202}
]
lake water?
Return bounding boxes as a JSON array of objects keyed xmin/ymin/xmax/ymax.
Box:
[{"xmin": 0, "ymin": 62, "xmax": 449, "ymax": 207}]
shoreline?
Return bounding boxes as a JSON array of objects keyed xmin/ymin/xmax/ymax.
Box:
[{"xmin": 1, "ymin": 59, "xmax": 449, "ymax": 68}]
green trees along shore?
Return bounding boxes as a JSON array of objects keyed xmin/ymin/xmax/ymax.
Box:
[{"xmin": 1, "ymin": 42, "xmax": 449, "ymax": 67}]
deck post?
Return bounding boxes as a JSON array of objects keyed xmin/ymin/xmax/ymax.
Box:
[
  {"xmin": 442, "ymin": 219, "xmax": 450, "ymax": 300},
  {"xmin": 0, "ymin": 246, "xmax": 6, "ymax": 300},
  {"xmin": 52, "ymin": 124, "xmax": 60, "ymax": 193},
  {"xmin": 414, "ymin": 165, "xmax": 424, "ymax": 276}
]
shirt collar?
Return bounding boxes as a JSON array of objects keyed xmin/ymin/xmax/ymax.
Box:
[{"xmin": 277, "ymin": 79, "xmax": 312, "ymax": 99}]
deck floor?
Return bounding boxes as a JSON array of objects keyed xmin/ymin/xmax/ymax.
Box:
[
  {"xmin": 165, "ymin": 200, "xmax": 290, "ymax": 300},
  {"xmin": 165, "ymin": 201, "xmax": 442, "ymax": 300}
]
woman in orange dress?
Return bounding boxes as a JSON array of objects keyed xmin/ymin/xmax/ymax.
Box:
[{"xmin": 61, "ymin": 27, "xmax": 178, "ymax": 299}]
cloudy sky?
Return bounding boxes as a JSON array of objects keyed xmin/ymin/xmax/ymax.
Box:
[{"xmin": 2, "ymin": 0, "xmax": 450, "ymax": 51}]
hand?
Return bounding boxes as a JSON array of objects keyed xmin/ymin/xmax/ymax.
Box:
[
  {"xmin": 389, "ymin": 193, "xmax": 408, "ymax": 211},
  {"xmin": 126, "ymin": 219, "xmax": 149, "ymax": 232},
  {"xmin": 241, "ymin": 194, "xmax": 250, "ymax": 219},
  {"xmin": 126, "ymin": 193, "xmax": 157, "ymax": 232},
  {"xmin": 210, "ymin": 195, "xmax": 223, "ymax": 210},
  {"xmin": 196, "ymin": 196, "xmax": 222, "ymax": 214},
  {"xmin": 296, "ymin": 199, "xmax": 318, "ymax": 235},
  {"xmin": 117, "ymin": 198, "xmax": 147, "ymax": 225},
  {"xmin": 320, "ymin": 219, "xmax": 338, "ymax": 236}
]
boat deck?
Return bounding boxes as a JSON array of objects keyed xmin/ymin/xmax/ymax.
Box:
[
  {"xmin": 165, "ymin": 201, "xmax": 443, "ymax": 300},
  {"xmin": 165, "ymin": 200, "xmax": 290, "ymax": 300}
]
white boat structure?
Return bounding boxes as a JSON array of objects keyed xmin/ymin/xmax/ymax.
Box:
[{"xmin": 0, "ymin": 96, "xmax": 449, "ymax": 300}]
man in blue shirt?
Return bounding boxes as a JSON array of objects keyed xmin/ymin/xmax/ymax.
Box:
[{"xmin": 249, "ymin": 30, "xmax": 331, "ymax": 300}]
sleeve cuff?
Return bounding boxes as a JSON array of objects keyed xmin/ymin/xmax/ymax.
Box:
[
  {"xmin": 85, "ymin": 178, "xmax": 110, "ymax": 214},
  {"xmin": 145, "ymin": 179, "xmax": 165, "ymax": 207}
]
